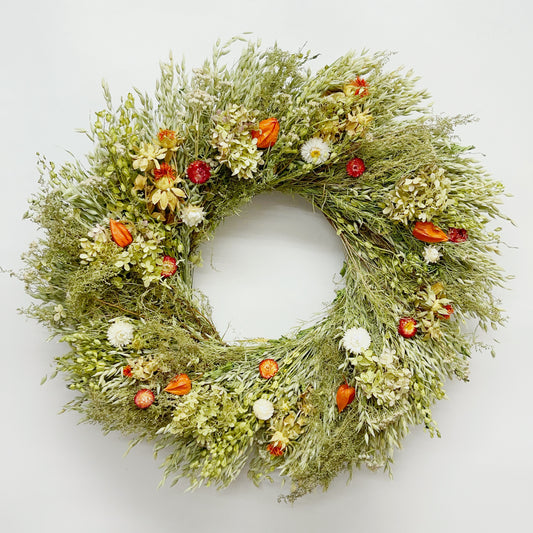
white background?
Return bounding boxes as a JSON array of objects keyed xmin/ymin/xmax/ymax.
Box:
[{"xmin": 1, "ymin": 1, "xmax": 532, "ymax": 531}]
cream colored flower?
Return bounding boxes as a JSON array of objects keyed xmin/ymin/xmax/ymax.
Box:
[
  {"xmin": 211, "ymin": 104, "xmax": 263, "ymax": 180},
  {"xmin": 131, "ymin": 143, "xmax": 166, "ymax": 172},
  {"xmin": 384, "ymin": 165, "xmax": 451, "ymax": 224},
  {"xmin": 187, "ymin": 89, "xmax": 218, "ymax": 110},
  {"xmin": 107, "ymin": 319, "xmax": 134, "ymax": 348},
  {"xmin": 87, "ymin": 224, "xmax": 108, "ymax": 243},
  {"xmin": 253, "ymin": 399, "xmax": 274, "ymax": 420},
  {"xmin": 150, "ymin": 187, "xmax": 186, "ymax": 212},
  {"xmin": 344, "ymin": 107, "xmax": 373, "ymax": 137},
  {"xmin": 180, "ymin": 204, "xmax": 206, "ymax": 227},
  {"xmin": 129, "ymin": 357, "xmax": 161, "ymax": 380},
  {"xmin": 377, "ymin": 346, "xmax": 396, "ymax": 367},
  {"xmin": 301, "ymin": 137, "xmax": 331, "ymax": 165},
  {"xmin": 423, "ymin": 245, "xmax": 441, "ymax": 264},
  {"xmin": 270, "ymin": 430, "xmax": 290, "ymax": 447}
]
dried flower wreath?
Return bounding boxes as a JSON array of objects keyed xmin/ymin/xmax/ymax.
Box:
[{"xmin": 22, "ymin": 38, "xmax": 507, "ymax": 501}]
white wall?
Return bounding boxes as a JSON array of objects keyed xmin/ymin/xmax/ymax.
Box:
[{"xmin": 1, "ymin": 1, "xmax": 531, "ymax": 531}]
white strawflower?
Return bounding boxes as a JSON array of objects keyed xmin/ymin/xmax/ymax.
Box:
[
  {"xmin": 301, "ymin": 137, "xmax": 331, "ymax": 165},
  {"xmin": 181, "ymin": 204, "xmax": 206, "ymax": 227},
  {"xmin": 107, "ymin": 319, "xmax": 134, "ymax": 348},
  {"xmin": 252, "ymin": 398, "xmax": 274, "ymax": 420},
  {"xmin": 423, "ymin": 245, "xmax": 441, "ymax": 264},
  {"xmin": 341, "ymin": 327, "xmax": 371, "ymax": 354}
]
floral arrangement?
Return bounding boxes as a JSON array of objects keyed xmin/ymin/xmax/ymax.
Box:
[{"xmin": 21, "ymin": 38, "xmax": 508, "ymax": 501}]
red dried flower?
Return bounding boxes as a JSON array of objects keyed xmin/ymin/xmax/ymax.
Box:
[
  {"xmin": 398, "ymin": 317, "xmax": 418, "ymax": 338},
  {"xmin": 448, "ymin": 228, "xmax": 468, "ymax": 243},
  {"xmin": 187, "ymin": 160, "xmax": 211, "ymax": 184},
  {"xmin": 123, "ymin": 365, "xmax": 133, "ymax": 378},
  {"xmin": 346, "ymin": 157, "xmax": 366, "ymax": 178},
  {"xmin": 161, "ymin": 255, "xmax": 177, "ymax": 278},
  {"xmin": 267, "ymin": 443, "xmax": 285, "ymax": 456},
  {"xmin": 134, "ymin": 389, "xmax": 155, "ymax": 409}
]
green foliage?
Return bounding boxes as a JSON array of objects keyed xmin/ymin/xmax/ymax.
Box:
[{"xmin": 21, "ymin": 38, "xmax": 508, "ymax": 501}]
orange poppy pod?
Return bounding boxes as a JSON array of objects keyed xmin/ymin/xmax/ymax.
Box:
[
  {"xmin": 109, "ymin": 219, "xmax": 133, "ymax": 247},
  {"xmin": 412, "ymin": 221, "xmax": 448, "ymax": 243},
  {"xmin": 336, "ymin": 383, "xmax": 356, "ymax": 413},
  {"xmin": 251, "ymin": 118, "xmax": 280, "ymax": 148},
  {"xmin": 164, "ymin": 373, "xmax": 192, "ymax": 396}
]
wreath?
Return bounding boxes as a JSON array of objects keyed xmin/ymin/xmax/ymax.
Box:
[{"xmin": 22, "ymin": 38, "xmax": 507, "ymax": 501}]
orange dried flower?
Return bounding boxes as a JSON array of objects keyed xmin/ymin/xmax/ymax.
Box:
[
  {"xmin": 158, "ymin": 129, "xmax": 176, "ymax": 142},
  {"xmin": 122, "ymin": 365, "xmax": 133, "ymax": 378},
  {"xmin": 259, "ymin": 359, "xmax": 279, "ymax": 379},
  {"xmin": 412, "ymin": 221, "xmax": 449, "ymax": 243},
  {"xmin": 109, "ymin": 219, "xmax": 133, "ymax": 248},
  {"xmin": 157, "ymin": 129, "xmax": 180, "ymax": 149},
  {"xmin": 251, "ymin": 118, "xmax": 280, "ymax": 149},
  {"xmin": 349, "ymin": 77, "xmax": 369, "ymax": 96},
  {"xmin": 267, "ymin": 443, "xmax": 285, "ymax": 456},
  {"xmin": 336, "ymin": 383, "xmax": 356, "ymax": 413},
  {"xmin": 153, "ymin": 162, "xmax": 176, "ymax": 181},
  {"xmin": 164, "ymin": 373, "xmax": 192, "ymax": 396},
  {"xmin": 152, "ymin": 162, "xmax": 177, "ymax": 192},
  {"xmin": 441, "ymin": 304, "xmax": 454, "ymax": 319}
]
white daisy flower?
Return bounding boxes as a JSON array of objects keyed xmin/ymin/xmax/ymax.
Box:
[
  {"xmin": 423, "ymin": 245, "xmax": 441, "ymax": 264},
  {"xmin": 301, "ymin": 137, "xmax": 331, "ymax": 165},
  {"xmin": 107, "ymin": 319, "xmax": 134, "ymax": 348},
  {"xmin": 340, "ymin": 327, "xmax": 372, "ymax": 354},
  {"xmin": 181, "ymin": 205, "xmax": 206, "ymax": 227},
  {"xmin": 252, "ymin": 398, "xmax": 274, "ymax": 420}
]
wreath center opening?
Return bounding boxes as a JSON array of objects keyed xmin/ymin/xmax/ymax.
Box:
[{"xmin": 193, "ymin": 191, "xmax": 345, "ymax": 342}]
